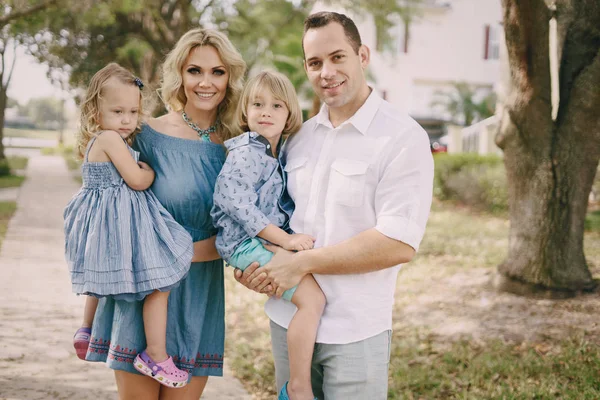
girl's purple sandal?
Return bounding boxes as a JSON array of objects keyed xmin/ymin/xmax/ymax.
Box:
[
  {"xmin": 133, "ymin": 350, "xmax": 189, "ymax": 388},
  {"xmin": 73, "ymin": 327, "xmax": 91, "ymax": 360}
]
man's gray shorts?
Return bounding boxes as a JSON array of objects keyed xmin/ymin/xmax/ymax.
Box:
[{"xmin": 270, "ymin": 320, "xmax": 392, "ymax": 400}]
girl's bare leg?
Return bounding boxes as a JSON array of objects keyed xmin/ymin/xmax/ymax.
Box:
[
  {"xmin": 82, "ymin": 296, "xmax": 99, "ymax": 328},
  {"xmin": 160, "ymin": 376, "xmax": 209, "ymax": 400},
  {"xmin": 115, "ymin": 370, "xmax": 160, "ymax": 400},
  {"xmin": 143, "ymin": 290, "xmax": 170, "ymax": 361},
  {"xmin": 286, "ymin": 275, "xmax": 326, "ymax": 400}
]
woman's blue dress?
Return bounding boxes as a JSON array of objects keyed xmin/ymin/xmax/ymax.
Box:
[{"xmin": 86, "ymin": 123, "xmax": 226, "ymax": 377}]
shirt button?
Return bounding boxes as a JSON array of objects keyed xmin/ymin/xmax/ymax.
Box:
[{"xmin": 267, "ymin": 145, "xmax": 271, "ymax": 149}]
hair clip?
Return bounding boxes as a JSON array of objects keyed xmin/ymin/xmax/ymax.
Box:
[{"xmin": 134, "ymin": 77, "xmax": 144, "ymax": 90}]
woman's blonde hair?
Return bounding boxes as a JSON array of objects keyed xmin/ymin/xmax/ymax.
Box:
[
  {"xmin": 78, "ymin": 63, "xmax": 146, "ymax": 157},
  {"xmin": 161, "ymin": 28, "xmax": 247, "ymax": 141},
  {"xmin": 236, "ymin": 70, "xmax": 303, "ymax": 136}
]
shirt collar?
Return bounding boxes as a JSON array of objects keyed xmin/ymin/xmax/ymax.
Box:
[
  {"xmin": 314, "ymin": 88, "xmax": 382, "ymax": 135},
  {"xmin": 250, "ymin": 131, "xmax": 282, "ymax": 158}
]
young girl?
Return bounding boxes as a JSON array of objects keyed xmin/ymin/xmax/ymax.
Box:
[
  {"xmin": 64, "ymin": 63, "xmax": 192, "ymax": 388},
  {"xmin": 211, "ymin": 71, "xmax": 325, "ymax": 400}
]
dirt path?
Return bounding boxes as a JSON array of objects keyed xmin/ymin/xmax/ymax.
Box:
[
  {"xmin": 395, "ymin": 265, "xmax": 600, "ymax": 347},
  {"xmin": 0, "ymin": 155, "xmax": 250, "ymax": 400}
]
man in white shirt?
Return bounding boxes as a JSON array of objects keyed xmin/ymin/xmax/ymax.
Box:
[{"xmin": 235, "ymin": 11, "xmax": 434, "ymax": 400}]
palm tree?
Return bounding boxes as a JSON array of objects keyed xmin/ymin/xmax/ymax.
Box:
[{"xmin": 431, "ymin": 82, "xmax": 497, "ymax": 126}]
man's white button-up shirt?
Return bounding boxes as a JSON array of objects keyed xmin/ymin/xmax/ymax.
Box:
[{"xmin": 265, "ymin": 90, "xmax": 434, "ymax": 344}]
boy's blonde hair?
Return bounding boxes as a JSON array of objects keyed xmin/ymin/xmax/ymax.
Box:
[
  {"xmin": 78, "ymin": 63, "xmax": 145, "ymax": 157},
  {"xmin": 161, "ymin": 28, "xmax": 247, "ymax": 141},
  {"xmin": 236, "ymin": 71, "xmax": 303, "ymax": 136}
]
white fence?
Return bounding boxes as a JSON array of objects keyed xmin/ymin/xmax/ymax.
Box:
[{"xmin": 446, "ymin": 116, "xmax": 502, "ymax": 155}]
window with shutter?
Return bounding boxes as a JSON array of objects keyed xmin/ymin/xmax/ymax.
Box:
[{"xmin": 484, "ymin": 24, "xmax": 501, "ymax": 60}]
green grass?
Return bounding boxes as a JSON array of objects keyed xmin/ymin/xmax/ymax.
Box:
[
  {"xmin": 0, "ymin": 175, "xmax": 25, "ymax": 188},
  {"xmin": 224, "ymin": 200, "xmax": 600, "ymax": 399},
  {"xmin": 4, "ymin": 127, "xmax": 56, "ymax": 139},
  {"xmin": 40, "ymin": 145, "xmax": 82, "ymax": 180},
  {"xmin": 40, "ymin": 147, "xmax": 57, "ymax": 155},
  {"xmin": 65, "ymin": 156, "xmax": 82, "ymax": 171},
  {"xmin": 47, "ymin": 145, "xmax": 80, "ymax": 170},
  {"xmin": 225, "ymin": 273, "xmax": 275, "ymax": 399},
  {"xmin": 388, "ymin": 333, "xmax": 600, "ymax": 399},
  {"xmin": 4, "ymin": 127, "xmax": 59, "ymax": 140},
  {"xmin": 59, "ymin": 146, "xmax": 83, "ymax": 177},
  {"xmin": 4, "ymin": 127, "xmax": 77, "ymax": 146},
  {"xmin": 41, "ymin": 144, "xmax": 76, "ymax": 156},
  {"xmin": 0, "ymin": 201, "xmax": 17, "ymax": 248},
  {"xmin": 7, "ymin": 156, "xmax": 28, "ymax": 171},
  {"xmin": 585, "ymin": 210, "xmax": 600, "ymax": 232}
]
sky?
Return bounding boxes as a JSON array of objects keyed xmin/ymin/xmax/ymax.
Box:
[{"xmin": 5, "ymin": 45, "xmax": 67, "ymax": 105}]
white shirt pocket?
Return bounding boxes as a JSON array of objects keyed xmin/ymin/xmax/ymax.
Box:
[
  {"xmin": 283, "ymin": 156, "xmax": 309, "ymax": 200},
  {"xmin": 328, "ymin": 158, "xmax": 369, "ymax": 207}
]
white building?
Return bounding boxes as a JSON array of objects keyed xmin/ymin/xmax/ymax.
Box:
[{"xmin": 313, "ymin": 0, "xmax": 505, "ymax": 153}]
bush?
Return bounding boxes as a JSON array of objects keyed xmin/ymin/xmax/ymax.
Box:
[
  {"xmin": 0, "ymin": 159, "xmax": 11, "ymax": 177},
  {"xmin": 592, "ymin": 165, "xmax": 600, "ymax": 204},
  {"xmin": 586, "ymin": 210, "xmax": 600, "ymax": 232},
  {"xmin": 434, "ymin": 153, "xmax": 507, "ymax": 213}
]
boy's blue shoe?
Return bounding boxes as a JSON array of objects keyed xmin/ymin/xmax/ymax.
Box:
[
  {"xmin": 278, "ymin": 382, "xmax": 318, "ymax": 400},
  {"xmin": 278, "ymin": 382, "xmax": 290, "ymax": 400}
]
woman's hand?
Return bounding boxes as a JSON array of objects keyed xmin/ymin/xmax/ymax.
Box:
[
  {"xmin": 137, "ymin": 161, "xmax": 153, "ymax": 171},
  {"xmin": 191, "ymin": 236, "xmax": 221, "ymax": 262}
]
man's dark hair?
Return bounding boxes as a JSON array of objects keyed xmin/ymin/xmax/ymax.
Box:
[{"xmin": 302, "ymin": 11, "xmax": 362, "ymax": 56}]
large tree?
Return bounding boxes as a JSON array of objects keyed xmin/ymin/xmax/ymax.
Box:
[
  {"xmin": 495, "ymin": 0, "xmax": 600, "ymax": 295},
  {"xmin": 0, "ymin": 0, "xmax": 57, "ymax": 27},
  {"xmin": 24, "ymin": 0, "xmax": 314, "ymax": 102},
  {"xmin": 24, "ymin": 1, "xmax": 416, "ymax": 115}
]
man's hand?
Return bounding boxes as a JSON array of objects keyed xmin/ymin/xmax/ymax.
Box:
[
  {"xmin": 233, "ymin": 262, "xmax": 275, "ymax": 295},
  {"xmin": 250, "ymin": 245, "xmax": 308, "ymax": 298},
  {"xmin": 282, "ymin": 233, "xmax": 316, "ymax": 251}
]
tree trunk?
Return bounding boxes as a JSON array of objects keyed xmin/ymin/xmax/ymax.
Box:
[
  {"xmin": 0, "ymin": 87, "xmax": 7, "ymax": 163},
  {"xmin": 495, "ymin": 0, "xmax": 600, "ymax": 296}
]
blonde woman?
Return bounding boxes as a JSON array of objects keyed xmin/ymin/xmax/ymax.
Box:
[{"xmin": 86, "ymin": 29, "xmax": 246, "ymax": 399}]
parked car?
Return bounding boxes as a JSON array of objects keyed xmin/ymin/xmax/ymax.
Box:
[
  {"xmin": 415, "ymin": 117, "xmax": 449, "ymax": 153},
  {"xmin": 430, "ymin": 139, "xmax": 448, "ymax": 153}
]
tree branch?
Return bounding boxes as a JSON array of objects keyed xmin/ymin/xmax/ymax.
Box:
[
  {"xmin": 0, "ymin": 31, "xmax": 6, "ymax": 90},
  {"xmin": 0, "ymin": 0, "xmax": 58, "ymax": 27},
  {"xmin": 165, "ymin": 0, "xmax": 180, "ymax": 21},
  {"xmin": 560, "ymin": 46, "xmax": 600, "ymax": 148},
  {"xmin": 555, "ymin": 0, "xmax": 600, "ymax": 125},
  {"xmin": 152, "ymin": 9, "xmax": 175, "ymax": 47},
  {"xmin": 115, "ymin": 13, "xmax": 165, "ymax": 57},
  {"xmin": 5, "ymin": 40, "xmax": 18, "ymax": 88},
  {"xmin": 197, "ymin": 0, "xmax": 217, "ymax": 21},
  {"xmin": 501, "ymin": 0, "xmax": 553, "ymax": 137},
  {"xmin": 0, "ymin": 55, "xmax": 4, "ymax": 91}
]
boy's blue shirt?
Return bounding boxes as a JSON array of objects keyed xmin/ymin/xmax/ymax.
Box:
[{"xmin": 211, "ymin": 131, "xmax": 294, "ymax": 262}]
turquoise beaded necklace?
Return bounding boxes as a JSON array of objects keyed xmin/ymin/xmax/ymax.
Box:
[{"xmin": 181, "ymin": 111, "xmax": 217, "ymax": 142}]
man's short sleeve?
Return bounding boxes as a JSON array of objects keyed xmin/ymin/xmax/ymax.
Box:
[{"xmin": 374, "ymin": 128, "xmax": 434, "ymax": 251}]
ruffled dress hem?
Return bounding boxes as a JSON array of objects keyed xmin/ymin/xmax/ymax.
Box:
[
  {"xmin": 70, "ymin": 246, "xmax": 193, "ymax": 302},
  {"xmin": 86, "ymin": 336, "xmax": 224, "ymax": 377}
]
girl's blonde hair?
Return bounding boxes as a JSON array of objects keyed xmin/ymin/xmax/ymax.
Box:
[
  {"xmin": 236, "ymin": 70, "xmax": 303, "ymax": 136},
  {"xmin": 161, "ymin": 28, "xmax": 247, "ymax": 141},
  {"xmin": 78, "ymin": 63, "xmax": 145, "ymax": 157}
]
